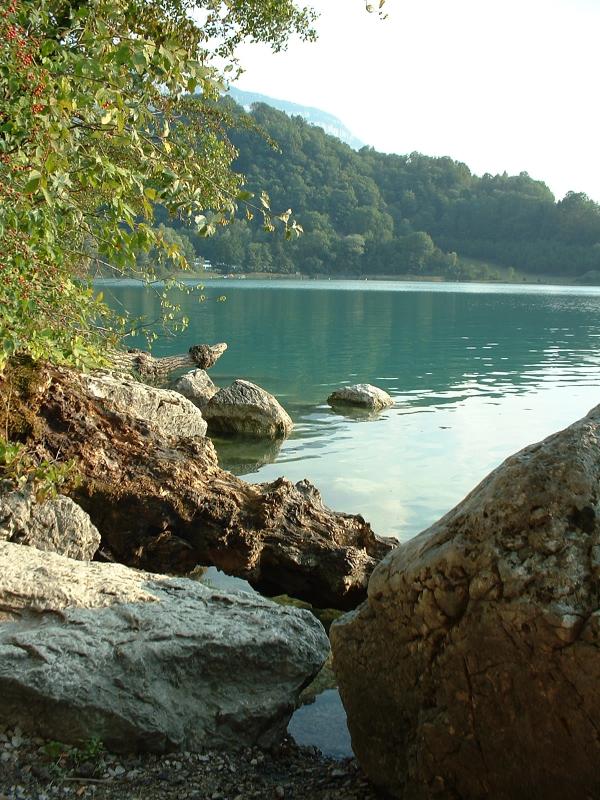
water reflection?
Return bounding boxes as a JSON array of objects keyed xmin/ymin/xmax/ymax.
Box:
[
  {"xmin": 288, "ymin": 690, "xmax": 352, "ymax": 760},
  {"xmin": 213, "ymin": 435, "xmax": 283, "ymax": 476},
  {"xmin": 101, "ymin": 279, "xmax": 600, "ymax": 541}
]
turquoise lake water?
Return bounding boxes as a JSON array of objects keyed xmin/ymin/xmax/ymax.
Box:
[
  {"xmin": 101, "ymin": 278, "xmax": 600, "ymax": 544},
  {"xmin": 100, "ymin": 278, "xmax": 600, "ymax": 758}
]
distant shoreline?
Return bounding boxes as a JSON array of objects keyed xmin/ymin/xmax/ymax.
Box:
[{"xmin": 153, "ymin": 270, "xmax": 598, "ymax": 287}]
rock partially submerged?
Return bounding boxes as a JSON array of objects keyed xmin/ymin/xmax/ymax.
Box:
[
  {"xmin": 79, "ymin": 370, "xmax": 207, "ymax": 439},
  {"xmin": 328, "ymin": 384, "xmax": 393, "ymax": 411},
  {"xmin": 331, "ymin": 404, "xmax": 600, "ymax": 799},
  {"xmin": 0, "ymin": 541, "xmax": 330, "ymax": 752},
  {"xmin": 1, "ymin": 364, "xmax": 392, "ymax": 609},
  {"xmin": 0, "ymin": 486, "xmax": 100, "ymax": 560},
  {"xmin": 173, "ymin": 368, "xmax": 218, "ymax": 409},
  {"xmin": 204, "ymin": 379, "xmax": 293, "ymax": 439}
]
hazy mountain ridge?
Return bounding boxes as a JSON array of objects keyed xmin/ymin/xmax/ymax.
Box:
[{"xmin": 228, "ymin": 87, "xmax": 365, "ymax": 151}]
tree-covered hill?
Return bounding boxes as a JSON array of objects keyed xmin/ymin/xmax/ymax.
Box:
[{"xmin": 163, "ymin": 99, "xmax": 600, "ymax": 281}]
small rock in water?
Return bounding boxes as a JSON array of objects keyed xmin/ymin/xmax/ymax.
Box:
[{"xmin": 327, "ymin": 384, "xmax": 393, "ymax": 412}]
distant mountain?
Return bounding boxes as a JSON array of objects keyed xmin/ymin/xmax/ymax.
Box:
[{"xmin": 227, "ymin": 87, "xmax": 365, "ymax": 151}]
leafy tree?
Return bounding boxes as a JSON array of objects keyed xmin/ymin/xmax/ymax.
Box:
[
  {"xmin": 194, "ymin": 97, "xmax": 600, "ymax": 281},
  {"xmin": 0, "ymin": 0, "xmax": 313, "ymax": 369},
  {"xmin": 134, "ymin": 225, "xmax": 197, "ymax": 277}
]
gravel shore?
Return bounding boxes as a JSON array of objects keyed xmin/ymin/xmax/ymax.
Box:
[{"xmin": 0, "ymin": 725, "xmax": 384, "ymax": 800}]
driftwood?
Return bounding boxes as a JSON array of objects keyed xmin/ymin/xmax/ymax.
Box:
[
  {"xmin": 108, "ymin": 343, "xmax": 227, "ymax": 380},
  {"xmin": 2, "ymin": 364, "xmax": 394, "ymax": 609}
]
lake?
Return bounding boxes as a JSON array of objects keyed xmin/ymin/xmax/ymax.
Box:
[
  {"xmin": 100, "ymin": 278, "xmax": 600, "ymax": 544},
  {"xmin": 100, "ymin": 277, "xmax": 600, "ymax": 757}
]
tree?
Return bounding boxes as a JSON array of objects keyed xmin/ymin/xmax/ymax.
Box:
[
  {"xmin": 134, "ymin": 225, "xmax": 197, "ymax": 277},
  {"xmin": 0, "ymin": 0, "xmax": 314, "ymax": 369}
]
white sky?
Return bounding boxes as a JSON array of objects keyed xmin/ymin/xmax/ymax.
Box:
[{"xmin": 234, "ymin": 0, "xmax": 600, "ymax": 202}]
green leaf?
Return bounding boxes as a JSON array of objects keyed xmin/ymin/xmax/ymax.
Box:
[{"xmin": 23, "ymin": 170, "xmax": 42, "ymax": 194}]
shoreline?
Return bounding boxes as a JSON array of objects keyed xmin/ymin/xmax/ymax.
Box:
[{"xmin": 95, "ymin": 271, "xmax": 599, "ymax": 287}]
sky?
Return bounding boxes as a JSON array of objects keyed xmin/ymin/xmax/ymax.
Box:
[{"xmin": 234, "ymin": 0, "xmax": 600, "ymax": 202}]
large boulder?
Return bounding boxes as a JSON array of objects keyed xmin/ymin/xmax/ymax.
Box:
[
  {"xmin": 0, "ymin": 541, "xmax": 330, "ymax": 752},
  {"xmin": 1, "ymin": 363, "xmax": 392, "ymax": 609},
  {"xmin": 0, "ymin": 485, "xmax": 100, "ymax": 560},
  {"xmin": 80, "ymin": 370, "xmax": 207, "ymax": 439},
  {"xmin": 328, "ymin": 384, "xmax": 393, "ymax": 411},
  {"xmin": 204, "ymin": 379, "xmax": 293, "ymax": 439},
  {"xmin": 331, "ymin": 405, "xmax": 600, "ymax": 800},
  {"xmin": 173, "ymin": 368, "xmax": 218, "ymax": 409}
]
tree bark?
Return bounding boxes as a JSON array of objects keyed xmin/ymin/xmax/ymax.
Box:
[{"xmin": 108, "ymin": 342, "xmax": 227, "ymax": 380}]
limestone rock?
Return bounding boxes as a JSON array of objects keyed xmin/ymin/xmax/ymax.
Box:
[
  {"xmin": 331, "ymin": 404, "xmax": 600, "ymax": 799},
  {"xmin": 204, "ymin": 379, "xmax": 293, "ymax": 439},
  {"xmin": 327, "ymin": 384, "xmax": 393, "ymax": 411},
  {"xmin": 0, "ymin": 541, "xmax": 330, "ymax": 752},
  {"xmin": 1, "ymin": 364, "xmax": 391, "ymax": 609},
  {"xmin": 79, "ymin": 370, "xmax": 207, "ymax": 439},
  {"xmin": 0, "ymin": 486, "xmax": 100, "ymax": 560},
  {"xmin": 173, "ymin": 369, "xmax": 218, "ymax": 409}
]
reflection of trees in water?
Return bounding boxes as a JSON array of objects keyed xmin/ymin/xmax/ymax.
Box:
[
  {"xmin": 212, "ymin": 435, "xmax": 283, "ymax": 476},
  {"xmin": 102, "ymin": 284, "xmax": 600, "ymax": 409},
  {"xmin": 203, "ymin": 287, "xmax": 600, "ymax": 404},
  {"xmin": 326, "ymin": 405, "xmax": 389, "ymax": 423}
]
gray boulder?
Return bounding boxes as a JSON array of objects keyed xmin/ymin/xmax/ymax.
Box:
[
  {"xmin": 173, "ymin": 368, "xmax": 218, "ymax": 409},
  {"xmin": 328, "ymin": 384, "xmax": 393, "ymax": 411},
  {"xmin": 0, "ymin": 487, "xmax": 100, "ymax": 560},
  {"xmin": 0, "ymin": 542, "xmax": 329, "ymax": 752},
  {"xmin": 79, "ymin": 370, "xmax": 207, "ymax": 439},
  {"xmin": 331, "ymin": 404, "xmax": 600, "ymax": 800},
  {"xmin": 204, "ymin": 379, "xmax": 293, "ymax": 439}
]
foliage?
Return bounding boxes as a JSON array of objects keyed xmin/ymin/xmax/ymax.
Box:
[
  {"xmin": 0, "ymin": 0, "xmax": 313, "ymax": 372},
  {"xmin": 72, "ymin": 736, "xmax": 105, "ymax": 766},
  {"xmin": 0, "ymin": 436, "xmax": 77, "ymax": 498},
  {"xmin": 43, "ymin": 737, "xmax": 105, "ymax": 778},
  {"xmin": 43, "ymin": 740, "xmax": 67, "ymax": 762},
  {"xmin": 175, "ymin": 99, "xmax": 600, "ymax": 280}
]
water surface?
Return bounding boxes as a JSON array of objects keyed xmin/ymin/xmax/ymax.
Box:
[{"xmin": 101, "ymin": 279, "xmax": 600, "ymax": 542}]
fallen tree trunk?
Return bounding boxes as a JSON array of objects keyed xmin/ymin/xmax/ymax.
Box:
[
  {"xmin": 108, "ymin": 342, "xmax": 227, "ymax": 380},
  {"xmin": 1, "ymin": 362, "xmax": 393, "ymax": 609}
]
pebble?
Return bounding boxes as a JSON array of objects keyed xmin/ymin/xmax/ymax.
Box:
[{"xmin": 0, "ymin": 725, "xmax": 381, "ymax": 800}]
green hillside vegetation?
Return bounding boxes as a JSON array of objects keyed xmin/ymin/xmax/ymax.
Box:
[{"xmin": 151, "ymin": 99, "xmax": 600, "ymax": 282}]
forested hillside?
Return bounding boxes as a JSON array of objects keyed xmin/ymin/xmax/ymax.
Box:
[{"xmin": 160, "ymin": 99, "xmax": 600, "ymax": 280}]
